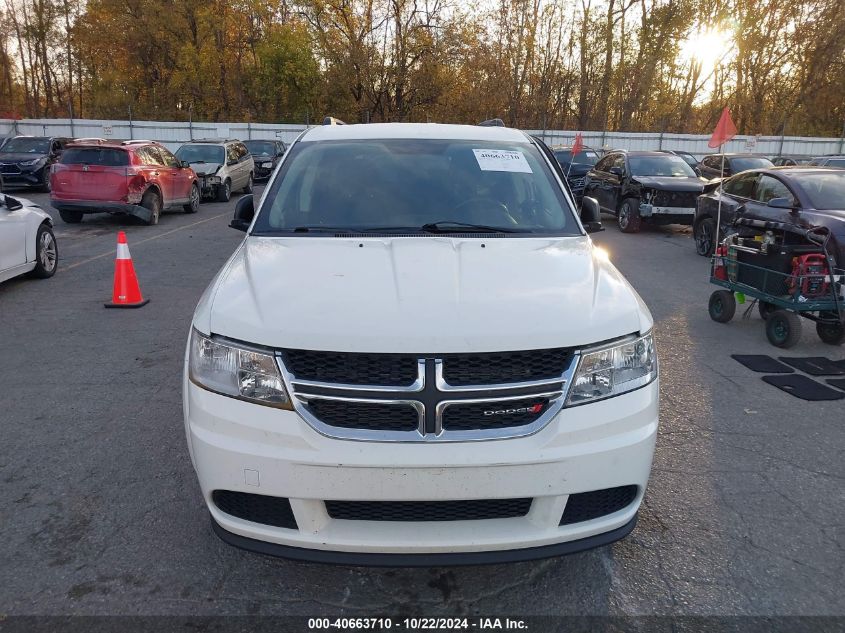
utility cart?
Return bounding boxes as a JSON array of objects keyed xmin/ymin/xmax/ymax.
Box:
[{"xmin": 708, "ymin": 218, "xmax": 845, "ymax": 348}]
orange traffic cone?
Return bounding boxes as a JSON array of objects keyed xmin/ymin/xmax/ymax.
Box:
[{"xmin": 104, "ymin": 231, "xmax": 149, "ymax": 308}]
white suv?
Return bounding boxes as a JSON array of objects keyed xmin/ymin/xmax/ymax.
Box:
[
  {"xmin": 175, "ymin": 139, "xmax": 254, "ymax": 202},
  {"xmin": 183, "ymin": 122, "xmax": 658, "ymax": 565}
]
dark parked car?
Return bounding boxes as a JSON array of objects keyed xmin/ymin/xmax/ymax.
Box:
[
  {"xmin": 693, "ymin": 167, "xmax": 845, "ymax": 267},
  {"xmin": 552, "ymin": 145, "xmax": 600, "ymax": 204},
  {"xmin": 697, "ymin": 153, "xmax": 774, "ymax": 180},
  {"xmin": 243, "ymin": 139, "xmax": 286, "ymax": 181},
  {"xmin": 0, "ymin": 135, "xmax": 70, "ymax": 192},
  {"xmin": 583, "ymin": 150, "xmax": 706, "ymax": 233},
  {"xmin": 808, "ymin": 155, "xmax": 845, "ymax": 168}
]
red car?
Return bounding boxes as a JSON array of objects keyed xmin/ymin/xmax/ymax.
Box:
[{"xmin": 50, "ymin": 140, "xmax": 200, "ymax": 225}]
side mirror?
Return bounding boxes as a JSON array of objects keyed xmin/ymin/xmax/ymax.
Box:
[
  {"xmin": 230, "ymin": 195, "xmax": 254, "ymax": 232},
  {"xmin": 609, "ymin": 166, "xmax": 623, "ymax": 177},
  {"xmin": 580, "ymin": 196, "xmax": 603, "ymax": 233},
  {"xmin": 767, "ymin": 197, "xmax": 798, "ymax": 210},
  {"xmin": 227, "ymin": 159, "xmax": 238, "ymax": 166},
  {"xmin": 179, "ymin": 160, "xmax": 190, "ymax": 169}
]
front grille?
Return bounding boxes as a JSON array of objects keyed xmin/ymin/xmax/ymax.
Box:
[
  {"xmin": 281, "ymin": 349, "xmax": 418, "ymax": 386},
  {"xmin": 651, "ymin": 190, "xmax": 697, "ymax": 208},
  {"xmin": 559, "ymin": 485, "xmax": 638, "ymax": 525},
  {"xmin": 1, "ymin": 164, "xmax": 21, "ymax": 175},
  {"xmin": 212, "ymin": 490, "xmax": 298, "ymax": 529},
  {"xmin": 326, "ymin": 498, "xmax": 532, "ymax": 522},
  {"xmin": 442, "ymin": 397, "xmax": 549, "ymax": 431},
  {"xmin": 442, "ymin": 348, "xmax": 571, "ymax": 386},
  {"xmin": 306, "ymin": 399, "xmax": 419, "ymax": 431}
]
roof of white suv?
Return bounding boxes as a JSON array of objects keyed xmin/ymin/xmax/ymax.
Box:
[{"xmin": 302, "ymin": 122, "xmax": 529, "ymax": 143}]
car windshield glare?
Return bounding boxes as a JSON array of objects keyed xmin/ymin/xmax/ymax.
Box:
[
  {"xmin": 2, "ymin": 138, "xmax": 50, "ymax": 153},
  {"xmin": 253, "ymin": 139, "xmax": 578, "ymax": 235},
  {"xmin": 629, "ymin": 155, "xmax": 696, "ymax": 177},
  {"xmin": 555, "ymin": 150, "xmax": 598, "ymax": 165},
  {"xmin": 245, "ymin": 141, "xmax": 275, "ymax": 156},
  {"xmin": 176, "ymin": 144, "xmax": 225, "ymax": 164},
  {"xmin": 796, "ymin": 172, "xmax": 845, "ymax": 209},
  {"xmin": 731, "ymin": 157, "xmax": 774, "ymax": 171}
]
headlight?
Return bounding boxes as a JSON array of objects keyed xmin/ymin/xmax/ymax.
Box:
[
  {"xmin": 21, "ymin": 158, "xmax": 44, "ymax": 167},
  {"xmin": 567, "ymin": 332, "xmax": 656, "ymax": 405},
  {"xmin": 188, "ymin": 329, "xmax": 291, "ymax": 409}
]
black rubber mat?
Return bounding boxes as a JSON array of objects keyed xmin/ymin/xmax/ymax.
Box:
[
  {"xmin": 778, "ymin": 357, "xmax": 845, "ymax": 376},
  {"xmin": 731, "ymin": 355, "xmax": 794, "ymax": 373},
  {"xmin": 762, "ymin": 375, "xmax": 845, "ymax": 401},
  {"xmin": 827, "ymin": 378, "xmax": 845, "ymax": 392}
]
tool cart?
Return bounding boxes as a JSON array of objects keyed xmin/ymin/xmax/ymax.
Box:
[{"xmin": 708, "ymin": 218, "xmax": 845, "ymax": 348}]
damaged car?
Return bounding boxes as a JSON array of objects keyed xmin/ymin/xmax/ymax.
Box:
[
  {"xmin": 583, "ymin": 150, "xmax": 706, "ymax": 233},
  {"xmin": 0, "ymin": 135, "xmax": 70, "ymax": 192},
  {"xmin": 175, "ymin": 139, "xmax": 254, "ymax": 202}
]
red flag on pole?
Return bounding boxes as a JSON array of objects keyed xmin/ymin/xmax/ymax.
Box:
[
  {"xmin": 708, "ymin": 107, "xmax": 737, "ymax": 148},
  {"xmin": 571, "ymin": 132, "xmax": 584, "ymax": 156}
]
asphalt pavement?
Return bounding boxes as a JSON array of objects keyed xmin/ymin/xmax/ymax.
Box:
[{"xmin": 0, "ymin": 187, "xmax": 843, "ymax": 618}]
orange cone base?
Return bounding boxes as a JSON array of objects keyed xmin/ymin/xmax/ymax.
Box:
[{"xmin": 105, "ymin": 298, "xmax": 150, "ymax": 309}]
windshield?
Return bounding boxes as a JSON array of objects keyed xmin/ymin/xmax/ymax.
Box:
[
  {"xmin": 252, "ymin": 139, "xmax": 578, "ymax": 235},
  {"xmin": 175, "ymin": 144, "xmax": 225, "ymax": 164},
  {"xmin": 244, "ymin": 141, "xmax": 275, "ymax": 156},
  {"xmin": 1, "ymin": 137, "xmax": 50, "ymax": 154},
  {"xmin": 554, "ymin": 149, "xmax": 598, "ymax": 166},
  {"xmin": 629, "ymin": 155, "xmax": 696, "ymax": 177},
  {"xmin": 732, "ymin": 157, "xmax": 774, "ymax": 171},
  {"xmin": 795, "ymin": 172, "xmax": 845, "ymax": 209}
]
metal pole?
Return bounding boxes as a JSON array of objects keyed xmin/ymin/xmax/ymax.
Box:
[
  {"xmin": 247, "ymin": 121, "xmax": 252, "ymax": 140},
  {"xmin": 839, "ymin": 119, "xmax": 845, "ymax": 155},
  {"xmin": 777, "ymin": 118, "xmax": 787, "ymax": 157},
  {"xmin": 188, "ymin": 105, "xmax": 193, "ymax": 141},
  {"xmin": 715, "ymin": 152, "xmax": 726, "ymax": 249},
  {"xmin": 68, "ymin": 101, "xmax": 75, "ymax": 138},
  {"xmin": 128, "ymin": 104, "xmax": 133, "ymax": 140}
]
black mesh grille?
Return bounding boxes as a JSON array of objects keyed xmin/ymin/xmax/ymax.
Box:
[
  {"xmin": 282, "ymin": 349, "xmax": 418, "ymax": 386},
  {"xmin": 559, "ymin": 485, "xmax": 638, "ymax": 525},
  {"xmin": 442, "ymin": 348, "xmax": 571, "ymax": 385},
  {"xmin": 306, "ymin": 399, "xmax": 419, "ymax": 431},
  {"xmin": 212, "ymin": 490, "xmax": 298, "ymax": 529},
  {"xmin": 442, "ymin": 397, "xmax": 549, "ymax": 431},
  {"xmin": 652, "ymin": 190, "xmax": 698, "ymax": 208},
  {"xmin": 326, "ymin": 498, "xmax": 532, "ymax": 522}
]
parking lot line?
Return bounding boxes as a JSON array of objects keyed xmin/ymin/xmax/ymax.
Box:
[{"xmin": 63, "ymin": 211, "xmax": 232, "ymax": 271}]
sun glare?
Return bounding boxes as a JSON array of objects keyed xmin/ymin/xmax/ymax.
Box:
[{"xmin": 679, "ymin": 28, "xmax": 733, "ymax": 75}]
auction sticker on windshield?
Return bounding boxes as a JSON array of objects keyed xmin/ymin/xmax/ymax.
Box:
[{"xmin": 473, "ymin": 149, "xmax": 533, "ymax": 173}]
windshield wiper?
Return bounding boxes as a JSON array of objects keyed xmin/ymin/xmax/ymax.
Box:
[
  {"xmin": 420, "ymin": 221, "xmax": 527, "ymax": 234},
  {"xmin": 290, "ymin": 226, "xmax": 419, "ymax": 233}
]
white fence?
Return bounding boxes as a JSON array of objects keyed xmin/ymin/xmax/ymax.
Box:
[{"xmin": 2, "ymin": 118, "xmax": 844, "ymax": 157}]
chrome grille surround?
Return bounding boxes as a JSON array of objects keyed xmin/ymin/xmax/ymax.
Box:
[{"xmin": 277, "ymin": 351, "xmax": 579, "ymax": 443}]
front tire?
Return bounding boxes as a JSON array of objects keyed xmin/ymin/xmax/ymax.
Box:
[
  {"xmin": 709, "ymin": 290, "xmax": 736, "ymax": 323},
  {"xmin": 31, "ymin": 224, "xmax": 58, "ymax": 278},
  {"xmin": 816, "ymin": 320, "xmax": 845, "ymax": 345},
  {"xmin": 39, "ymin": 169, "xmax": 52, "ymax": 193},
  {"xmin": 141, "ymin": 189, "xmax": 161, "ymax": 226},
  {"xmin": 184, "ymin": 183, "xmax": 200, "ymax": 213},
  {"xmin": 242, "ymin": 173, "xmax": 253, "ymax": 194},
  {"xmin": 618, "ymin": 198, "xmax": 642, "ymax": 233},
  {"xmin": 59, "ymin": 209, "xmax": 83, "ymax": 224},
  {"xmin": 766, "ymin": 310, "xmax": 802, "ymax": 348},
  {"xmin": 216, "ymin": 179, "xmax": 231, "ymax": 203},
  {"xmin": 694, "ymin": 217, "xmax": 716, "ymax": 256}
]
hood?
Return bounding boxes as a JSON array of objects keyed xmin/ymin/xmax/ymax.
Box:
[
  {"xmin": 0, "ymin": 152, "xmax": 47, "ymax": 164},
  {"xmin": 190, "ymin": 162, "xmax": 222, "ymax": 176},
  {"xmin": 198, "ymin": 236, "xmax": 652, "ymax": 353},
  {"xmin": 632, "ymin": 176, "xmax": 705, "ymax": 192},
  {"xmin": 564, "ymin": 163, "xmax": 593, "ymax": 178}
]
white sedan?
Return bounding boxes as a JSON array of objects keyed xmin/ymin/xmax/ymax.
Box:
[{"xmin": 0, "ymin": 194, "xmax": 58, "ymax": 284}]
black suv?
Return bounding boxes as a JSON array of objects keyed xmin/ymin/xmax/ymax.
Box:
[
  {"xmin": 552, "ymin": 145, "xmax": 600, "ymax": 205},
  {"xmin": 583, "ymin": 150, "xmax": 706, "ymax": 233},
  {"xmin": 697, "ymin": 153, "xmax": 773, "ymax": 180},
  {"xmin": 243, "ymin": 139, "xmax": 286, "ymax": 181},
  {"xmin": 0, "ymin": 136, "xmax": 70, "ymax": 192}
]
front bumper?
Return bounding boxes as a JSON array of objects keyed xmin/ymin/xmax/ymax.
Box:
[
  {"xmin": 184, "ymin": 376, "xmax": 658, "ymax": 563},
  {"xmin": 254, "ymin": 163, "xmax": 274, "ymax": 180},
  {"xmin": 0, "ymin": 166, "xmax": 44, "ymax": 188},
  {"xmin": 639, "ymin": 203, "xmax": 696, "ymax": 224}
]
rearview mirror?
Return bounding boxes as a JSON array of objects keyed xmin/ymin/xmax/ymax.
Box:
[
  {"xmin": 230, "ymin": 195, "xmax": 254, "ymax": 232},
  {"xmin": 580, "ymin": 197, "xmax": 603, "ymax": 233},
  {"xmin": 767, "ymin": 197, "xmax": 798, "ymax": 210}
]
